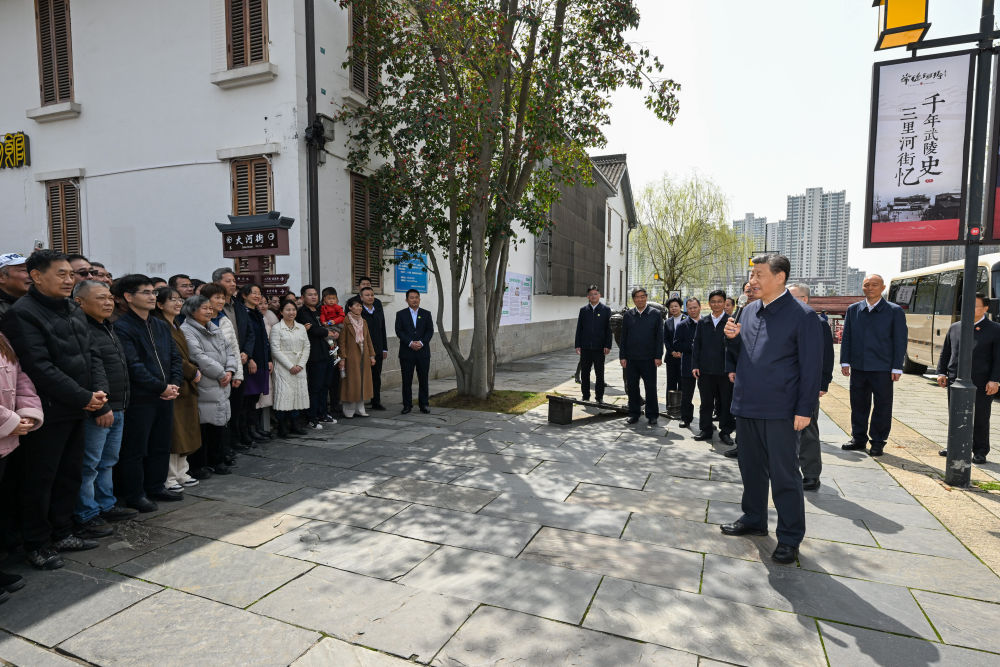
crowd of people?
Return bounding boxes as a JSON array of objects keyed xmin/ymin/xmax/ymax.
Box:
[{"xmin": 0, "ymin": 249, "xmax": 435, "ymax": 602}]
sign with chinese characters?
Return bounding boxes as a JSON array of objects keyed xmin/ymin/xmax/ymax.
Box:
[
  {"xmin": 0, "ymin": 132, "xmax": 30, "ymax": 169},
  {"xmin": 864, "ymin": 51, "xmax": 974, "ymax": 247},
  {"xmin": 224, "ymin": 229, "xmax": 280, "ymax": 253},
  {"xmin": 500, "ymin": 271, "xmax": 533, "ymax": 325},
  {"xmin": 394, "ymin": 249, "xmax": 428, "ymax": 293},
  {"xmin": 261, "ymin": 273, "xmax": 289, "ymax": 286},
  {"xmin": 263, "ymin": 286, "xmax": 289, "ymax": 298}
]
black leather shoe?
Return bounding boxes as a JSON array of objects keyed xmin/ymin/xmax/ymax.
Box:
[
  {"xmin": 719, "ymin": 432, "xmax": 734, "ymax": 446},
  {"xmin": 0, "ymin": 572, "xmax": 25, "ymax": 593},
  {"xmin": 722, "ymin": 447, "xmax": 738, "ymax": 459},
  {"xmin": 210, "ymin": 464, "xmax": 233, "ymax": 475},
  {"xmin": 401, "ymin": 407, "xmax": 412, "ymax": 414},
  {"xmin": 842, "ymin": 440, "xmax": 867, "ymax": 451},
  {"xmin": 802, "ymin": 478, "xmax": 821, "ymax": 491},
  {"xmin": 868, "ymin": 445, "xmax": 885, "ymax": 457},
  {"xmin": 721, "ymin": 520, "xmax": 767, "ymax": 537},
  {"xmin": 101, "ymin": 505, "xmax": 139, "ymax": 521},
  {"xmin": 189, "ymin": 467, "xmax": 213, "ymax": 480},
  {"xmin": 419, "ymin": 406, "xmax": 431, "ymax": 414},
  {"xmin": 648, "ymin": 419, "xmax": 658, "ymax": 427},
  {"xmin": 150, "ymin": 489, "xmax": 184, "ymax": 502},
  {"xmin": 772, "ymin": 543, "xmax": 799, "ymax": 564},
  {"xmin": 677, "ymin": 421, "xmax": 691, "ymax": 429},
  {"xmin": 939, "ymin": 449, "xmax": 947, "ymax": 456},
  {"xmin": 371, "ymin": 403, "xmax": 386, "ymax": 411},
  {"xmin": 127, "ymin": 497, "xmax": 159, "ymax": 513},
  {"xmin": 25, "ymin": 548, "xmax": 63, "ymax": 570},
  {"xmin": 581, "ymin": 395, "xmax": 591, "ymax": 402},
  {"xmin": 693, "ymin": 431, "xmax": 713, "ymax": 441},
  {"xmin": 52, "ymin": 535, "xmax": 99, "ymax": 552},
  {"xmin": 973, "ymin": 455, "xmax": 987, "ymax": 464},
  {"xmin": 595, "ymin": 396, "xmax": 604, "ymax": 404},
  {"xmin": 625, "ymin": 416, "xmax": 640, "ymax": 425},
  {"xmin": 75, "ymin": 517, "xmax": 114, "ymax": 539}
]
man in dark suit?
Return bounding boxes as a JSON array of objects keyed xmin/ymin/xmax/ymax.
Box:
[
  {"xmin": 574, "ymin": 285, "xmax": 612, "ymax": 402},
  {"xmin": 722, "ymin": 254, "xmax": 822, "ymax": 565},
  {"xmin": 840, "ymin": 274, "xmax": 907, "ymax": 457},
  {"xmin": 358, "ymin": 279, "xmax": 388, "ymax": 410},
  {"xmin": 936, "ymin": 293, "xmax": 1000, "ymax": 463},
  {"xmin": 692, "ymin": 290, "xmax": 734, "ymax": 446},
  {"xmin": 395, "ymin": 289, "xmax": 434, "ymax": 414},
  {"xmin": 619, "ymin": 287, "xmax": 664, "ymax": 426},
  {"xmin": 672, "ymin": 297, "xmax": 701, "ymax": 429},
  {"xmin": 662, "ymin": 297, "xmax": 686, "ymax": 393}
]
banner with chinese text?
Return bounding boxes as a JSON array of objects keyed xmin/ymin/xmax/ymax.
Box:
[
  {"xmin": 864, "ymin": 51, "xmax": 974, "ymax": 247},
  {"xmin": 500, "ymin": 272, "xmax": 533, "ymax": 325}
]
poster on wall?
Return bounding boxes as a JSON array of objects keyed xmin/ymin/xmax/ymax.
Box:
[
  {"xmin": 394, "ymin": 249, "xmax": 428, "ymax": 293},
  {"xmin": 864, "ymin": 51, "xmax": 974, "ymax": 247},
  {"xmin": 501, "ymin": 271, "xmax": 533, "ymax": 325}
]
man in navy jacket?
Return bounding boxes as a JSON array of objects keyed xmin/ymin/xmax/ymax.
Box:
[
  {"xmin": 692, "ymin": 290, "xmax": 734, "ymax": 445},
  {"xmin": 619, "ymin": 287, "xmax": 663, "ymax": 426},
  {"xmin": 662, "ymin": 297, "xmax": 686, "ymax": 393},
  {"xmin": 840, "ymin": 274, "xmax": 907, "ymax": 457},
  {"xmin": 722, "ymin": 254, "xmax": 822, "ymax": 565},
  {"xmin": 395, "ymin": 289, "xmax": 434, "ymax": 414},
  {"xmin": 574, "ymin": 285, "xmax": 612, "ymax": 402},
  {"xmin": 671, "ymin": 298, "xmax": 701, "ymax": 428}
]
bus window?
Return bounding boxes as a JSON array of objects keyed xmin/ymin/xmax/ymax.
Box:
[
  {"xmin": 912, "ymin": 274, "xmax": 937, "ymax": 314},
  {"xmin": 890, "ymin": 276, "xmax": 917, "ymax": 310},
  {"xmin": 957, "ymin": 267, "xmax": 990, "ymax": 315},
  {"xmin": 934, "ymin": 271, "xmax": 960, "ymax": 317}
]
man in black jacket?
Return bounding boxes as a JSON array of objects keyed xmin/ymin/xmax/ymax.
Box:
[
  {"xmin": 113, "ymin": 275, "xmax": 183, "ymax": 513},
  {"xmin": 672, "ymin": 298, "xmax": 701, "ymax": 428},
  {"xmin": 213, "ymin": 268, "xmax": 256, "ymax": 447},
  {"xmin": 692, "ymin": 290, "xmax": 734, "ymax": 445},
  {"xmin": 936, "ymin": 293, "xmax": 1000, "ymax": 463},
  {"xmin": 73, "ymin": 281, "xmax": 137, "ymax": 536},
  {"xmin": 662, "ymin": 297, "xmax": 686, "ymax": 393},
  {"xmin": 395, "ymin": 289, "xmax": 434, "ymax": 414},
  {"xmin": 0, "ymin": 250, "xmax": 109, "ymax": 569},
  {"xmin": 574, "ymin": 285, "xmax": 612, "ymax": 402},
  {"xmin": 619, "ymin": 287, "xmax": 664, "ymax": 426},
  {"xmin": 359, "ymin": 281, "xmax": 388, "ymax": 410},
  {"xmin": 297, "ymin": 284, "xmax": 333, "ymax": 427}
]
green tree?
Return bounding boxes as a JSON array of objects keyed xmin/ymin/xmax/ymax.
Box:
[{"xmin": 336, "ymin": 0, "xmax": 679, "ymax": 398}]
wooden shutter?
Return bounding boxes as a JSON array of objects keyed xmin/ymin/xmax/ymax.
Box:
[
  {"xmin": 351, "ymin": 173, "xmax": 381, "ymax": 289},
  {"xmin": 35, "ymin": 0, "xmax": 74, "ymax": 106},
  {"xmin": 227, "ymin": 0, "xmax": 268, "ymax": 69},
  {"xmin": 350, "ymin": 2, "xmax": 378, "ymax": 96},
  {"xmin": 231, "ymin": 157, "xmax": 272, "ymax": 216},
  {"xmin": 47, "ymin": 180, "xmax": 81, "ymax": 254}
]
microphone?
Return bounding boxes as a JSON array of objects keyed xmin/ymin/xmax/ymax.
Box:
[{"xmin": 734, "ymin": 294, "xmax": 748, "ymax": 323}]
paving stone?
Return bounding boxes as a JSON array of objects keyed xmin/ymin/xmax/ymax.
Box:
[
  {"xmin": 707, "ymin": 463, "xmax": 743, "ymax": 483},
  {"xmin": 418, "ymin": 450, "xmax": 542, "ymax": 473},
  {"xmin": 115, "ymin": 535, "xmax": 312, "ymax": 607},
  {"xmin": 185, "ymin": 472, "xmax": 302, "ymax": 506},
  {"xmin": 262, "ymin": 487, "xmax": 410, "ymax": 527},
  {"xmin": 345, "ymin": 425, "xmax": 438, "ymax": 443},
  {"xmin": 433, "ymin": 605, "xmax": 697, "ymax": 666},
  {"xmin": 519, "ymin": 527, "xmax": 703, "ymax": 592},
  {"xmin": 251, "ymin": 566, "xmax": 477, "ymax": 662},
  {"xmin": 499, "ymin": 442, "xmax": 603, "ymax": 464},
  {"xmin": 400, "ymin": 545, "xmax": 601, "ymax": 624},
  {"xmin": 566, "ymin": 484, "xmax": 708, "ymax": 521},
  {"xmin": 802, "ymin": 493, "xmax": 943, "ymax": 530},
  {"xmin": 706, "ymin": 500, "xmax": 880, "ymax": 547},
  {"xmin": 256, "ymin": 441, "xmax": 373, "ymax": 467},
  {"xmin": 147, "ymin": 499, "xmax": 310, "ymax": 547},
  {"xmin": 419, "ymin": 433, "xmax": 510, "ymax": 452},
  {"xmin": 60, "ymin": 589, "xmax": 318, "ymax": 666},
  {"xmin": 622, "ymin": 514, "xmax": 777, "ymax": 561},
  {"xmin": 248, "ymin": 460, "xmax": 390, "ymax": 494},
  {"xmin": 375, "ymin": 505, "xmax": 539, "ymax": 557},
  {"xmin": 292, "ymin": 638, "xmax": 416, "ymax": 666},
  {"xmin": 366, "ymin": 477, "xmax": 498, "ymax": 511},
  {"xmin": 597, "ymin": 449, "xmax": 666, "ymax": 466},
  {"xmin": 833, "ymin": 479, "xmax": 921, "ymax": 506},
  {"xmin": 451, "ymin": 469, "xmax": 581, "ymax": 500},
  {"xmin": 645, "ymin": 474, "xmax": 749, "ymax": 504},
  {"xmin": 912, "ymin": 590, "xmax": 1000, "ymax": 653},
  {"xmin": 479, "ymin": 493, "xmax": 630, "ymax": 538},
  {"xmin": 869, "ymin": 524, "xmax": 976, "ymax": 560},
  {"xmin": 0, "ymin": 632, "xmax": 78, "ymax": 666},
  {"xmin": 259, "ymin": 520, "xmax": 439, "ymax": 579},
  {"xmin": 700, "ymin": 554, "xmax": 936, "ymax": 638},
  {"xmin": 818, "ymin": 620, "xmax": 998, "ymax": 667},
  {"xmin": 0, "ymin": 561, "xmax": 160, "ymax": 647},
  {"xmin": 126, "ymin": 494, "xmax": 207, "ymax": 522},
  {"xmin": 354, "ymin": 456, "xmax": 472, "ymax": 482},
  {"xmin": 584, "ymin": 577, "xmax": 826, "ymax": 666},
  {"xmin": 529, "ymin": 461, "xmax": 650, "ymax": 489},
  {"xmin": 63, "ymin": 522, "xmax": 187, "ymax": 568}
]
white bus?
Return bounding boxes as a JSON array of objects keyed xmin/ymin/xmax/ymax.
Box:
[{"xmin": 888, "ymin": 252, "xmax": 1000, "ymax": 374}]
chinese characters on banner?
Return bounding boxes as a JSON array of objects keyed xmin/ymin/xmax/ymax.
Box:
[
  {"xmin": 865, "ymin": 52, "xmax": 973, "ymax": 247},
  {"xmin": 0, "ymin": 132, "xmax": 30, "ymax": 169},
  {"xmin": 500, "ymin": 272, "xmax": 533, "ymax": 325},
  {"xmin": 394, "ymin": 249, "xmax": 429, "ymax": 292},
  {"xmin": 223, "ymin": 230, "xmax": 279, "ymax": 252}
]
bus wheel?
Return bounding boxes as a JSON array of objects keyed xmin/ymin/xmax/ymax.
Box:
[{"xmin": 902, "ymin": 355, "xmax": 926, "ymax": 375}]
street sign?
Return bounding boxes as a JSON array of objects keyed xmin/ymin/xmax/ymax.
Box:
[
  {"xmin": 394, "ymin": 250, "xmax": 428, "ymax": 292},
  {"xmin": 261, "ymin": 273, "xmax": 290, "ymax": 286},
  {"xmin": 263, "ymin": 286, "xmax": 289, "ymax": 297}
]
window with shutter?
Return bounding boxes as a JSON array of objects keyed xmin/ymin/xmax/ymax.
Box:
[
  {"xmin": 46, "ymin": 179, "xmax": 81, "ymax": 254},
  {"xmin": 35, "ymin": 0, "xmax": 74, "ymax": 106},
  {"xmin": 349, "ymin": 1, "xmax": 378, "ymax": 96},
  {"xmin": 227, "ymin": 0, "xmax": 268, "ymax": 69},
  {"xmin": 351, "ymin": 173, "xmax": 381, "ymax": 290},
  {"xmin": 231, "ymin": 156, "xmax": 273, "ymax": 216}
]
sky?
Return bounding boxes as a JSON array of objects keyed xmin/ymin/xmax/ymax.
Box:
[{"xmin": 602, "ymin": 0, "xmax": 987, "ymax": 282}]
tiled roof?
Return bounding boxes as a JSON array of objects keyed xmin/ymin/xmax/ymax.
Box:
[{"xmin": 591, "ymin": 154, "xmax": 628, "ymax": 189}]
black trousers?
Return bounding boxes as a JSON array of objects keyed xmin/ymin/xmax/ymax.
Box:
[
  {"xmin": 306, "ymin": 359, "xmax": 333, "ymax": 420},
  {"xmin": 228, "ymin": 379, "xmax": 246, "ymax": 444},
  {"xmin": 18, "ymin": 419, "xmax": 86, "ymax": 550},
  {"xmin": 736, "ymin": 416, "xmax": 805, "ymax": 547},
  {"xmin": 328, "ymin": 368, "xmax": 342, "ymax": 414},
  {"xmin": 579, "ymin": 349, "xmax": 606, "ymax": 400},
  {"xmin": 115, "ymin": 401, "xmax": 173, "ymax": 502},
  {"xmin": 849, "ymin": 369, "xmax": 894, "ymax": 445},
  {"xmin": 665, "ymin": 358, "xmax": 682, "ymax": 392},
  {"xmin": 190, "ymin": 423, "xmax": 229, "ymax": 469},
  {"xmin": 679, "ymin": 376, "xmax": 696, "ymax": 424},
  {"xmin": 400, "ymin": 356, "xmax": 431, "ymax": 409},
  {"xmin": 698, "ymin": 373, "xmax": 734, "ymax": 434},
  {"xmin": 947, "ymin": 385, "xmax": 994, "ymax": 457},
  {"xmin": 624, "ymin": 358, "xmax": 658, "ymax": 420},
  {"xmin": 370, "ymin": 354, "xmax": 384, "ymax": 405}
]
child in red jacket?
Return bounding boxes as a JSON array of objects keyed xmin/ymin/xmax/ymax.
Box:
[{"xmin": 320, "ymin": 288, "xmax": 344, "ymax": 369}]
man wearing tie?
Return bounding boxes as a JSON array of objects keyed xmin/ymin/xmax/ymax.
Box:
[
  {"xmin": 672, "ymin": 297, "xmax": 701, "ymax": 429},
  {"xmin": 619, "ymin": 287, "xmax": 663, "ymax": 426},
  {"xmin": 395, "ymin": 289, "xmax": 434, "ymax": 414},
  {"xmin": 574, "ymin": 285, "xmax": 612, "ymax": 403},
  {"xmin": 936, "ymin": 293, "xmax": 1000, "ymax": 464},
  {"xmin": 692, "ymin": 290, "xmax": 734, "ymax": 446},
  {"xmin": 662, "ymin": 298, "xmax": 686, "ymax": 394}
]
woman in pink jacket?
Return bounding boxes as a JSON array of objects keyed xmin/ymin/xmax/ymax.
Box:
[{"xmin": 0, "ymin": 332, "xmax": 43, "ymax": 603}]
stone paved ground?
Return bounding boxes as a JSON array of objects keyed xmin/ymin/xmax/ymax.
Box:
[{"xmin": 2, "ymin": 349, "xmax": 1000, "ymax": 666}]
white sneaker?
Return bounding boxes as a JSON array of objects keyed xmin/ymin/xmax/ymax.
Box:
[
  {"xmin": 181, "ymin": 477, "xmax": 199, "ymax": 487},
  {"xmin": 165, "ymin": 483, "xmax": 183, "ymax": 492},
  {"xmin": 310, "ymin": 421, "xmax": 324, "ymax": 430}
]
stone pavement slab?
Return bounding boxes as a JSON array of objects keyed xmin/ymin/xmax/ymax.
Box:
[
  {"xmin": 239, "ymin": 456, "xmax": 390, "ymax": 493},
  {"xmin": 818, "ymin": 620, "xmax": 999, "ymax": 666},
  {"xmin": 366, "ymin": 477, "xmax": 498, "ymax": 511},
  {"xmin": 374, "ymin": 504, "xmax": 540, "ymax": 557},
  {"xmin": 147, "ymin": 499, "xmax": 310, "ymax": 547},
  {"xmin": 186, "ymin": 472, "xmax": 302, "ymax": 506},
  {"xmin": 802, "ymin": 492, "xmax": 943, "ymax": 530},
  {"xmin": 418, "ymin": 450, "xmax": 542, "ymax": 473},
  {"xmin": 519, "ymin": 527, "xmax": 704, "ymax": 592},
  {"xmin": 433, "ymin": 605, "xmax": 697, "ymax": 666},
  {"xmin": 251, "ymin": 566, "xmax": 477, "ymax": 662},
  {"xmin": 566, "ymin": 483, "xmax": 708, "ymax": 521},
  {"xmin": 529, "ymin": 460, "xmax": 650, "ymax": 489},
  {"xmin": 0, "ymin": 631, "xmax": 79, "ymax": 666},
  {"xmin": 259, "ymin": 520, "xmax": 439, "ymax": 579},
  {"xmin": 868, "ymin": 523, "xmax": 976, "ymax": 560},
  {"xmin": 583, "ymin": 577, "xmax": 826, "ymax": 667},
  {"xmin": 451, "ymin": 469, "xmax": 580, "ymax": 501},
  {"xmin": 912, "ymin": 590, "xmax": 1000, "ymax": 654},
  {"xmin": 399, "ymin": 545, "xmax": 601, "ymax": 624},
  {"xmin": 59, "ymin": 589, "xmax": 319, "ymax": 666},
  {"xmin": 262, "ymin": 487, "xmax": 410, "ymax": 527},
  {"xmin": 63, "ymin": 522, "xmax": 188, "ymax": 568},
  {"xmin": 700, "ymin": 554, "xmax": 936, "ymax": 638},
  {"xmin": 645, "ymin": 474, "xmax": 747, "ymax": 503},
  {"xmin": 115, "ymin": 535, "xmax": 312, "ymax": 607},
  {"xmin": 354, "ymin": 456, "xmax": 472, "ymax": 483},
  {"xmin": 255, "ymin": 441, "xmax": 377, "ymax": 467},
  {"xmin": 622, "ymin": 514, "xmax": 776, "ymax": 561},
  {"xmin": 705, "ymin": 500, "xmax": 881, "ymax": 548},
  {"xmin": 292, "ymin": 638, "xmax": 416, "ymax": 666},
  {"xmin": 833, "ymin": 478, "xmax": 922, "ymax": 506},
  {"xmin": 478, "ymin": 492, "xmax": 630, "ymax": 538},
  {"xmin": 498, "ymin": 442, "xmax": 603, "ymax": 464}
]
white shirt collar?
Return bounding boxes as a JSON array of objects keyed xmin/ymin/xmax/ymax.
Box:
[
  {"xmin": 635, "ymin": 306, "xmax": 647, "ymax": 315},
  {"xmin": 761, "ymin": 289, "xmax": 789, "ymax": 309},
  {"xmin": 363, "ymin": 304, "xmax": 375, "ymax": 313},
  {"xmin": 711, "ymin": 312, "xmax": 725, "ymax": 325},
  {"xmin": 976, "ymin": 315, "xmax": 987, "ymax": 325},
  {"xmin": 866, "ymin": 297, "xmax": 883, "ymax": 311}
]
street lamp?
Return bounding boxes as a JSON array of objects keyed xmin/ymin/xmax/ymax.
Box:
[{"xmin": 872, "ymin": 0, "xmax": 930, "ymax": 51}]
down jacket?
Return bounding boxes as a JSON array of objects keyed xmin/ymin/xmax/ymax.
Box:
[
  {"xmin": 85, "ymin": 314, "xmax": 130, "ymax": 413},
  {"xmin": 0, "ymin": 333, "xmax": 44, "ymax": 457},
  {"xmin": 113, "ymin": 308, "xmax": 183, "ymax": 404},
  {"xmin": 182, "ymin": 319, "xmax": 237, "ymax": 426}
]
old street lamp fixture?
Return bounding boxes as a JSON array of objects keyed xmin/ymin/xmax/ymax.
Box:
[{"xmin": 873, "ymin": 0, "xmax": 930, "ymax": 51}]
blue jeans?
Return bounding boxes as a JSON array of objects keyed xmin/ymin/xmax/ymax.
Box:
[{"xmin": 76, "ymin": 411, "xmax": 124, "ymax": 522}]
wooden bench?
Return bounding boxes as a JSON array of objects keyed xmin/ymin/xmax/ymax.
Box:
[{"xmin": 547, "ymin": 394, "xmax": 678, "ymax": 425}]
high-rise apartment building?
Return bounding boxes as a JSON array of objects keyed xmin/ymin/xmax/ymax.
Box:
[
  {"xmin": 733, "ymin": 213, "xmax": 768, "ymax": 251},
  {"xmin": 783, "ymin": 187, "xmax": 850, "ymax": 295},
  {"xmin": 766, "ymin": 222, "xmax": 781, "ymax": 254}
]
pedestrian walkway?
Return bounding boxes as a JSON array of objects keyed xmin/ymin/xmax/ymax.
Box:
[{"xmin": 1, "ymin": 349, "xmax": 999, "ymax": 665}]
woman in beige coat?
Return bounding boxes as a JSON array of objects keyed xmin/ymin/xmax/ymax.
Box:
[{"xmin": 339, "ymin": 296, "xmax": 376, "ymax": 418}]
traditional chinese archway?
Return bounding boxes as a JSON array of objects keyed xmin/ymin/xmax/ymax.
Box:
[{"xmin": 215, "ymin": 211, "xmax": 295, "ymax": 298}]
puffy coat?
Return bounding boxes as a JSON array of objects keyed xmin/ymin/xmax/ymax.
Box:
[
  {"xmin": 0, "ymin": 334, "xmax": 44, "ymax": 457},
  {"xmin": 85, "ymin": 314, "xmax": 130, "ymax": 414},
  {"xmin": 214, "ymin": 314, "xmax": 244, "ymax": 382},
  {"xmin": 0, "ymin": 286, "xmax": 108, "ymax": 423},
  {"xmin": 113, "ymin": 308, "xmax": 183, "ymax": 404},
  {"xmin": 182, "ymin": 319, "xmax": 237, "ymax": 426}
]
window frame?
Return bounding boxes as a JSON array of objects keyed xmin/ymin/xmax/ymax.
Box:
[
  {"xmin": 45, "ymin": 178, "xmax": 81, "ymax": 254},
  {"xmin": 230, "ymin": 156, "xmax": 273, "ymax": 216},
  {"xmin": 351, "ymin": 172, "xmax": 382, "ymax": 291},
  {"xmin": 349, "ymin": 1, "xmax": 378, "ymax": 97},
  {"xmin": 226, "ymin": 0, "xmax": 269, "ymax": 70},
  {"xmin": 34, "ymin": 0, "xmax": 75, "ymax": 106}
]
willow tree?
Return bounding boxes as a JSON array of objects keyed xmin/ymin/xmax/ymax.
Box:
[{"xmin": 337, "ymin": 0, "xmax": 679, "ymax": 398}]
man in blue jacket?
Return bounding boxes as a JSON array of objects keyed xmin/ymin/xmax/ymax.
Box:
[
  {"xmin": 839, "ymin": 274, "xmax": 907, "ymax": 457},
  {"xmin": 112, "ymin": 274, "xmax": 183, "ymax": 513},
  {"xmin": 619, "ymin": 287, "xmax": 663, "ymax": 426},
  {"xmin": 662, "ymin": 298, "xmax": 686, "ymax": 393},
  {"xmin": 395, "ymin": 289, "xmax": 434, "ymax": 414},
  {"xmin": 722, "ymin": 254, "xmax": 822, "ymax": 565},
  {"xmin": 574, "ymin": 285, "xmax": 612, "ymax": 403},
  {"xmin": 671, "ymin": 298, "xmax": 701, "ymax": 428}
]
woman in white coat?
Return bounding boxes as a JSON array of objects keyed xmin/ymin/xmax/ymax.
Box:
[{"xmin": 270, "ymin": 301, "xmax": 310, "ymax": 437}]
